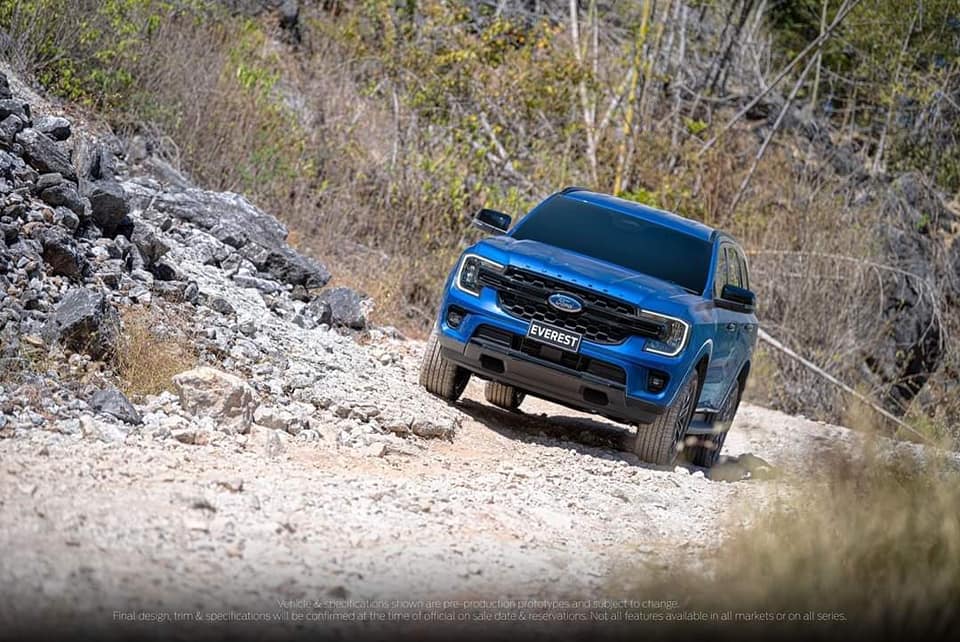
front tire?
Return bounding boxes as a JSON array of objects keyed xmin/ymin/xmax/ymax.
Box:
[
  {"xmin": 633, "ymin": 370, "xmax": 700, "ymax": 466},
  {"xmin": 686, "ymin": 382, "xmax": 740, "ymax": 468},
  {"xmin": 419, "ymin": 331, "xmax": 470, "ymax": 401},
  {"xmin": 484, "ymin": 380, "xmax": 525, "ymax": 411}
]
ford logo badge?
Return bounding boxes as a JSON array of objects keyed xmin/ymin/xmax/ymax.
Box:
[{"xmin": 547, "ymin": 293, "xmax": 583, "ymax": 314}]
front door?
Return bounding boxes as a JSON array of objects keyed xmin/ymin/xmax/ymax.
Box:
[{"xmin": 701, "ymin": 244, "xmax": 739, "ymax": 409}]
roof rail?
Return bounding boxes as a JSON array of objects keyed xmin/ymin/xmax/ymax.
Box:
[{"xmin": 559, "ymin": 185, "xmax": 592, "ymax": 194}]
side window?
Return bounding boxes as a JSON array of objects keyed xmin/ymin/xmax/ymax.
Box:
[
  {"xmin": 737, "ymin": 250, "xmax": 750, "ymax": 290},
  {"xmin": 714, "ymin": 246, "xmax": 729, "ymax": 298},
  {"xmin": 726, "ymin": 247, "xmax": 743, "ymax": 288}
]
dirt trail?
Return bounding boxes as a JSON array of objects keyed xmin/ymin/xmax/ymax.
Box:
[{"xmin": 0, "ymin": 359, "xmax": 874, "ymax": 638}]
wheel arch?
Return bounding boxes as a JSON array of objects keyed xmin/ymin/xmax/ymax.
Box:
[
  {"xmin": 691, "ymin": 339, "xmax": 712, "ymax": 402},
  {"xmin": 693, "ymin": 353, "xmax": 710, "ymax": 404}
]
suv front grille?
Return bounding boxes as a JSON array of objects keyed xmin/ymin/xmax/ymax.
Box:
[
  {"xmin": 473, "ymin": 325, "xmax": 627, "ymax": 385},
  {"xmin": 478, "ymin": 266, "xmax": 664, "ymax": 345}
]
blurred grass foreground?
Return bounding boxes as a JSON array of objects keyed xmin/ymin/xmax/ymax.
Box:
[{"xmin": 612, "ymin": 445, "xmax": 960, "ymax": 640}]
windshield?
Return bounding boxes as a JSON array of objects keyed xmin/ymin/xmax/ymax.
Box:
[{"xmin": 511, "ymin": 196, "xmax": 712, "ymax": 294}]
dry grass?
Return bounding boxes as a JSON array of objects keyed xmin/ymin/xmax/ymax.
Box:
[
  {"xmin": 113, "ymin": 306, "xmax": 196, "ymax": 400},
  {"xmin": 717, "ymin": 459, "xmax": 959, "ymax": 638},
  {"xmin": 0, "ymin": 342, "xmax": 52, "ymax": 384},
  {"xmin": 614, "ymin": 446, "xmax": 960, "ymax": 639}
]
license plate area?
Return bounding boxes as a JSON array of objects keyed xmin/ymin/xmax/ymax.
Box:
[{"xmin": 525, "ymin": 320, "xmax": 583, "ymax": 353}]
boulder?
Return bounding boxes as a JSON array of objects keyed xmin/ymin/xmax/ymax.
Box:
[
  {"xmin": 870, "ymin": 173, "xmax": 955, "ymax": 413},
  {"xmin": 0, "ymin": 114, "xmax": 23, "ymax": 147},
  {"xmin": 79, "ymin": 414, "xmax": 131, "ymax": 443},
  {"xmin": 253, "ymin": 405, "xmax": 305, "ymax": 435},
  {"xmin": 280, "ymin": 0, "xmax": 299, "ymax": 29},
  {"xmin": 41, "ymin": 289, "xmax": 119, "ymax": 359},
  {"xmin": 14, "ymin": 128, "xmax": 76, "ymax": 181},
  {"xmin": 134, "ymin": 186, "xmax": 286, "ymax": 239},
  {"xmin": 53, "ymin": 206, "xmax": 80, "ymax": 233},
  {"xmin": 35, "ymin": 172, "xmax": 64, "ymax": 192},
  {"xmin": 150, "ymin": 260, "xmax": 180, "ymax": 282},
  {"xmin": 89, "ymin": 387, "xmax": 141, "ymax": 424},
  {"xmin": 124, "ymin": 184, "xmax": 331, "ymax": 288},
  {"xmin": 410, "ymin": 418, "xmax": 457, "ymax": 440},
  {"xmin": 76, "ymin": 220, "xmax": 103, "ymax": 241},
  {"xmin": 41, "ymin": 228, "xmax": 88, "ymax": 280},
  {"xmin": 294, "ymin": 297, "xmax": 332, "ymax": 329},
  {"xmin": 40, "ymin": 182, "xmax": 86, "ymax": 217},
  {"xmin": 313, "ymin": 286, "xmax": 371, "ymax": 330},
  {"xmin": 172, "ymin": 366, "xmax": 258, "ymax": 434},
  {"xmin": 262, "ymin": 246, "xmax": 331, "ymax": 289},
  {"xmin": 139, "ymin": 156, "xmax": 192, "ymax": 189},
  {"xmin": 0, "ymin": 98, "xmax": 29, "ymax": 121},
  {"xmin": 35, "ymin": 115, "xmax": 71, "ymax": 141},
  {"xmin": 209, "ymin": 221, "xmax": 248, "ymax": 248},
  {"xmin": 279, "ymin": 0, "xmax": 301, "ymax": 43},
  {"xmin": 233, "ymin": 272, "xmax": 281, "ymax": 294},
  {"xmin": 130, "ymin": 221, "xmax": 169, "ymax": 265},
  {"xmin": 87, "ymin": 179, "xmax": 129, "ymax": 233},
  {"xmin": 86, "ymin": 144, "xmax": 119, "ymax": 181},
  {"xmin": 205, "ymin": 295, "xmax": 236, "ymax": 316}
]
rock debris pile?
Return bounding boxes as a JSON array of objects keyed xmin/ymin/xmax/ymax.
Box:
[{"xmin": 0, "ymin": 68, "xmax": 459, "ymax": 452}]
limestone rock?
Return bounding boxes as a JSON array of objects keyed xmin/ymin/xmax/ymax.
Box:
[{"xmin": 172, "ymin": 366, "xmax": 258, "ymax": 434}]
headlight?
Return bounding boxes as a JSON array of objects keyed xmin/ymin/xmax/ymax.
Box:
[
  {"xmin": 640, "ymin": 311, "xmax": 690, "ymax": 357},
  {"xmin": 455, "ymin": 254, "xmax": 503, "ymax": 296}
]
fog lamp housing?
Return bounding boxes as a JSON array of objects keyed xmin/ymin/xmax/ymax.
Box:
[
  {"xmin": 446, "ymin": 305, "xmax": 466, "ymax": 329},
  {"xmin": 647, "ymin": 370, "xmax": 669, "ymax": 393}
]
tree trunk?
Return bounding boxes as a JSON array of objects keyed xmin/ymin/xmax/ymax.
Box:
[
  {"xmin": 613, "ymin": 0, "xmax": 653, "ymax": 195},
  {"xmin": 872, "ymin": 8, "xmax": 918, "ymax": 175},
  {"xmin": 809, "ymin": 0, "xmax": 830, "ymax": 112}
]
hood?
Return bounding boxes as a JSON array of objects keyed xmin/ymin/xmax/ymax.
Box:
[{"xmin": 474, "ymin": 237, "xmax": 694, "ymax": 309}]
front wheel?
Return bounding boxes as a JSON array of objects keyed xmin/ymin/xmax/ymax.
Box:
[
  {"xmin": 419, "ymin": 331, "xmax": 470, "ymax": 401},
  {"xmin": 633, "ymin": 370, "xmax": 699, "ymax": 466}
]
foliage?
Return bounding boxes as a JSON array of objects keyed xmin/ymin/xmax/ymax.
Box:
[
  {"xmin": 1, "ymin": 0, "xmax": 310, "ymax": 202},
  {"xmin": 767, "ymin": 0, "xmax": 960, "ymax": 190}
]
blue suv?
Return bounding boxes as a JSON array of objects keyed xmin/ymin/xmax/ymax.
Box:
[{"xmin": 420, "ymin": 188, "xmax": 757, "ymax": 467}]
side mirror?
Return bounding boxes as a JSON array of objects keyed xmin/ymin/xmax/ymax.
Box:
[
  {"xmin": 472, "ymin": 208, "xmax": 512, "ymax": 235},
  {"xmin": 718, "ymin": 284, "xmax": 756, "ymax": 313}
]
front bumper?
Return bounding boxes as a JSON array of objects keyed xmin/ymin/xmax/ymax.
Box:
[
  {"xmin": 438, "ymin": 332, "xmax": 665, "ymax": 425},
  {"xmin": 437, "ymin": 269, "xmax": 704, "ymax": 424}
]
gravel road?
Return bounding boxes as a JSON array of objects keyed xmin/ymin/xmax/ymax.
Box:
[{"xmin": 0, "ymin": 350, "xmax": 892, "ymax": 639}]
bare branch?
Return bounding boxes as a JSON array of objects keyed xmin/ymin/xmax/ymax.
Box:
[
  {"xmin": 698, "ymin": 0, "xmax": 863, "ymax": 156},
  {"xmin": 757, "ymin": 328, "xmax": 933, "ymax": 444}
]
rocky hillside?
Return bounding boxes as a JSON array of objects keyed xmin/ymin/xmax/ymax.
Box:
[{"xmin": 0, "ymin": 66, "xmax": 459, "ymax": 448}]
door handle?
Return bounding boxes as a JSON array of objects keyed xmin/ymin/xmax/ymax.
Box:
[{"xmin": 726, "ymin": 323, "xmax": 737, "ymax": 332}]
